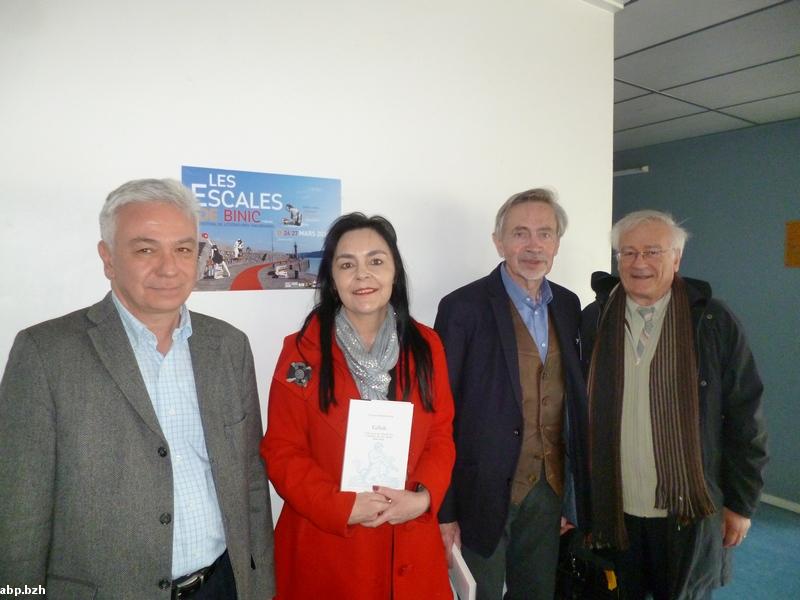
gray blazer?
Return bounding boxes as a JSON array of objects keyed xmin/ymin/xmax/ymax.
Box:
[{"xmin": 0, "ymin": 294, "xmax": 275, "ymax": 599}]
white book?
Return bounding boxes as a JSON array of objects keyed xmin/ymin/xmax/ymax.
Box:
[
  {"xmin": 449, "ymin": 545, "xmax": 477, "ymax": 600},
  {"xmin": 340, "ymin": 399, "xmax": 413, "ymax": 492}
]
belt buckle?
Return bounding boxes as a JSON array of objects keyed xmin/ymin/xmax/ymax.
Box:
[
  {"xmin": 173, "ymin": 572, "xmax": 205, "ymax": 599},
  {"xmin": 171, "ymin": 553, "xmax": 221, "ymax": 600}
]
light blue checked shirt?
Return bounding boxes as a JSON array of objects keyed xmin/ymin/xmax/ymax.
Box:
[
  {"xmin": 112, "ymin": 293, "xmax": 226, "ymax": 579},
  {"xmin": 501, "ymin": 263, "xmax": 553, "ymax": 363}
]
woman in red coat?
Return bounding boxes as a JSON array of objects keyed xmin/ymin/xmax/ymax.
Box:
[{"xmin": 262, "ymin": 213, "xmax": 455, "ymax": 599}]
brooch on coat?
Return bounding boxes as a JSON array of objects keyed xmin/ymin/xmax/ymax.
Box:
[{"xmin": 286, "ymin": 362, "xmax": 312, "ymax": 387}]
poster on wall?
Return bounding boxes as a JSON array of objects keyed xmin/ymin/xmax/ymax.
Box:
[{"xmin": 182, "ymin": 165, "xmax": 341, "ymax": 291}]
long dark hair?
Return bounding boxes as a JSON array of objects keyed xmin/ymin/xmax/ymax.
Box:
[{"xmin": 297, "ymin": 212, "xmax": 434, "ymax": 413}]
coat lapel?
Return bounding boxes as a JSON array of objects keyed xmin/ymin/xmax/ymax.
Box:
[
  {"xmin": 326, "ymin": 342, "xmax": 358, "ymax": 440},
  {"xmin": 548, "ymin": 288, "xmax": 585, "ymax": 392},
  {"xmin": 87, "ymin": 294, "xmax": 165, "ymax": 439},
  {"xmin": 548, "ymin": 293, "xmax": 573, "ymax": 366},
  {"xmin": 487, "ymin": 266, "xmax": 523, "ymax": 411},
  {"xmin": 294, "ymin": 318, "xmax": 355, "ymax": 441},
  {"xmin": 188, "ymin": 325, "xmax": 231, "ymax": 469}
]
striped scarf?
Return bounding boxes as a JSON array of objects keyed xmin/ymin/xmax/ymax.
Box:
[{"xmin": 588, "ymin": 275, "xmax": 715, "ymax": 549}]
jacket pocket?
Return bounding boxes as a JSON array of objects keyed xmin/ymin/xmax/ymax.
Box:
[{"xmin": 224, "ymin": 412, "xmax": 249, "ymax": 457}]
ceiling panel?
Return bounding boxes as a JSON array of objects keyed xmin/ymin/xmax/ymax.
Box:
[
  {"xmin": 615, "ymin": 1, "xmax": 800, "ymax": 90},
  {"xmin": 615, "ymin": 80, "xmax": 650, "ymax": 102},
  {"xmin": 615, "ymin": 0, "xmax": 777, "ymax": 57},
  {"xmin": 666, "ymin": 55, "xmax": 800, "ymax": 107},
  {"xmin": 614, "ymin": 111, "xmax": 749, "ymax": 151},
  {"xmin": 722, "ymin": 91, "xmax": 800, "ymax": 122},
  {"xmin": 614, "ymin": 93, "xmax": 705, "ymax": 131}
]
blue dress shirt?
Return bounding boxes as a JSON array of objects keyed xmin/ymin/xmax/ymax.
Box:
[
  {"xmin": 500, "ymin": 263, "xmax": 553, "ymax": 363},
  {"xmin": 112, "ymin": 294, "xmax": 226, "ymax": 578}
]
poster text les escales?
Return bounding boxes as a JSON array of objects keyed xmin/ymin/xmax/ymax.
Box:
[{"xmin": 182, "ymin": 165, "xmax": 341, "ymax": 291}]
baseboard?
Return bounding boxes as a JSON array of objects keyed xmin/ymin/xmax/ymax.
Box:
[{"xmin": 761, "ymin": 493, "xmax": 800, "ymax": 514}]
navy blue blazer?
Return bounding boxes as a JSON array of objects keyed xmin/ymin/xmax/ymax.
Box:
[{"xmin": 434, "ymin": 264, "xmax": 590, "ymax": 557}]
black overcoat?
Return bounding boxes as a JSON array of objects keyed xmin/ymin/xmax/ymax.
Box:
[{"xmin": 581, "ymin": 273, "xmax": 768, "ymax": 599}]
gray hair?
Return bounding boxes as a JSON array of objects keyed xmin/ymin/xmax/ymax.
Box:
[
  {"xmin": 99, "ymin": 178, "xmax": 200, "ymax": 246},
  {"xmin": 494, "ymin": 188, "xmax": 568, "ymax": 238},
  {"xmin": 611, "ymin": 209, "xmax": 689, "ymax": 253}
]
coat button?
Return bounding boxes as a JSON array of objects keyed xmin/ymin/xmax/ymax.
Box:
[
  {"xmin": 513, "ymin": 429, "xmax": 520, "ymax": 436},
  {"xmin": 700, "ymin": 380, "xmax": 707, "ymax": 387},
  {"xmin": 158, "ymin": 578, "xmax": 171, "ymax": 590},
  {"xmin": 398, "ymin": 564, "xmax": 412, "ymax": 576},
  {"xmin": 158, "ymin": 447, "xmax": 168, "ymax": 457},
  {"xmin": 160, "ymin": 512, "xmax": 172, "ymax": 525},
  {"xmin": 705, "ymin": 314, "xmax": 713, "ymax": 320}
]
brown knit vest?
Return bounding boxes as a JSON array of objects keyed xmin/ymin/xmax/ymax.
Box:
[{"xmin": 509, "ymin": 304, "xmax": 566, "ymax": 505}]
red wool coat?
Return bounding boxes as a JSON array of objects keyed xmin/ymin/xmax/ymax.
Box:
[{"xmin": 261, "ymin": 317, "xmax": 455, "ymax": 600}]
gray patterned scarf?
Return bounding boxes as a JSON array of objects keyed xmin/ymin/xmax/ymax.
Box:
[{"xmin": 335, "ymin": 307, "xmax": 399, "ymax": 400}]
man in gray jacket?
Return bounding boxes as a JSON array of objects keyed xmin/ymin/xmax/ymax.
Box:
[{"xmin": 0, "ymin": 179, "xmax": 275, "ymax": 599}]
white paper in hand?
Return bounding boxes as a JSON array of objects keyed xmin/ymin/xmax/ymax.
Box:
[
  {"xmin": 340, "ymin": 399, "xmax": 413, "ymax": 492},
  {"xmin": 449, "ymin": 544, "xmax": 477, "ymax": 600}
]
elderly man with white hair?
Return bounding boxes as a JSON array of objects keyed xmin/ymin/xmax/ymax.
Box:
[{"xmin": 581, "ymin": 210, "xmax": 768, "ymax": 600}]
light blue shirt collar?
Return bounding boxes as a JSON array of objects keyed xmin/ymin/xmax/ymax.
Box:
[
  {"xmin": 111, "ymin": 292, "xmax": 192, "ymax": 349},
  {"xmin": 500, "ymin": 263, "xmax": 553, "ymax": 308},
  {"xmin": 500, "ymin": 263, "xmax": 552, "ymax": 363}
]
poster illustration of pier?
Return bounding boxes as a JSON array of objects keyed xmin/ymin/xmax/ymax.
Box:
[{"xmin": 182, "ymin": 165, "xmax": 341, "ymax": 291}]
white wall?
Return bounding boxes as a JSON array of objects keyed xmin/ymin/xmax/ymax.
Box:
[{"xmin": 0, "ymin": 0, "xmax": 615, "ymax": 517}]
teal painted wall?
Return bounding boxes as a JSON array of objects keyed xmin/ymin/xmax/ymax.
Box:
[{"xmin": 613, "ymin": 119, "xmax": 800, "ymax": 503}]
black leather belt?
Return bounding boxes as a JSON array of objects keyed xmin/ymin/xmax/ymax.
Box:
[{"xmin": 171, "ymin": 551, "xmax": 224, "ymax": 599}]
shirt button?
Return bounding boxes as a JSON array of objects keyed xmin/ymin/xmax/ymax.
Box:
[
  {"xmin": 705, "ymin": 314, "xmax": 713, "ymax": 320},
  {"xmin": 700, "ymin": 380, "xmax": 708, "ymax": 387},
  {"xmin": 398, "ymin": 564, "xmax": 412, "ymax": 576},
  {"xmin": 513, "ymin": 429, "xmax": 520, "ymax": 436},
  {"xmin": 160, "ymin": 512, "xmax": 172, "ymax": 525},
  {"xmin": 158, "ymin": 447, "xmax": 168, "ymax": 457},
  {"xmin": 159, "ymin": 578, "xmax": 171, "ymax": 590}
]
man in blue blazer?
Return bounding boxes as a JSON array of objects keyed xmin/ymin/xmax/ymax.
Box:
[
  {"xmin": 435, "ymin": 188, "xmax": 590, "ymax": 599},
  {"xmin": 0, "ymin": 179, "xmax": 274, "ymax": 599}
]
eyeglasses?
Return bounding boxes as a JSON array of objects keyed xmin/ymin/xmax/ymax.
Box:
[{"xmin": 615, "ymin": 248, "xmax": 674, "ymax": 263}]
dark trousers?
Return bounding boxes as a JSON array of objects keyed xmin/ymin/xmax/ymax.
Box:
[
  {"xmin": 461, "ymin": 478, "xmax": 562, "ymax": 600},
  {"xmin": 615, "ymin": 514, "xmax": 712, "ymax": 600}
]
